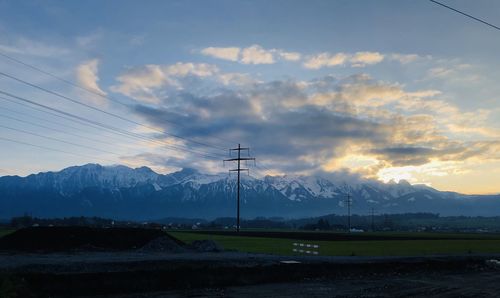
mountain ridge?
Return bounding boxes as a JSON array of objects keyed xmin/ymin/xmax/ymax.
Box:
[{"xmin": 0, "ymin": 163, "xmax": 498, "ymax": 220}]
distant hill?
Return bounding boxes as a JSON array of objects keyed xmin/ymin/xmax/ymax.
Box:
[{"xmin": 0, "ymin": 163, "xmax": 499, "ymax": 220}]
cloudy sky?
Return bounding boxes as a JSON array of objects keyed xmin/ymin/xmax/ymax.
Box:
[{"xmin": 0, "ymin": 0, "xmax": 499, "ymax": 194}]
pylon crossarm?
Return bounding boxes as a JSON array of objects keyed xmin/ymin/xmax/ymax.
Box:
[
  {"xmin": 230, "ymin": 147, "xmax": 250, "ymax": 151},
  {"xmin": 224, "ymin": 158, "xmax": 240, "ymax": 162},
  {"xmin": 224, "ymin": 158, "xmax": 255, "ymax": 162}
]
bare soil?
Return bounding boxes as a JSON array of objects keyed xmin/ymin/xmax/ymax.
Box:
[
  {"xmin": 94, "ymin": 271, "xmax": 500, "ymax": 298},
  {"xmin": 0, "ymin": 227, "xmax": 183, "ymax": 252},
  {"xmin": 2, "ymin": 227, "xmax": 500, "ymax": 297},
  {"xmin": 1, "ymin": 251, "xmax": 500, "ymax": 297}
]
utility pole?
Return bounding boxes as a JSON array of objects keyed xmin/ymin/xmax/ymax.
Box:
[
  {"xmin": 370, "ymin": 207, "xmax": 375, "ymax": 232},
  {"xmin": 345, "ymin": 193, "xmax": 352, "ymax": 233},
  {"xmin": 223, "ymin": 144, "xmax": 255, "ymax": 232}
]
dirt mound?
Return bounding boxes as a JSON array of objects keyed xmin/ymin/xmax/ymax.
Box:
[
  {"xmin": 0, "ymin": 226, "xmax": 181, "ymax": 252},
  {"xmin": 139, "ymin": 236, "xmax": 186, "ymax": 253},
  {"xmin": 190, "ymin": 240, "xmax": 223, "ymax": 252}
]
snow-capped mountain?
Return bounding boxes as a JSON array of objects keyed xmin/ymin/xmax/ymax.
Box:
[
  {"xmin": 0, "ymin": 164, "xmax": 498, "ymax": 220},
  {"xmin": 31, "ymin": 164, "xmax": 160, "ymax": 194}
]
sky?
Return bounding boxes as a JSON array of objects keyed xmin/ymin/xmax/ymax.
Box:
[{"xmin": 0, "ymin": 0, "xmax": 499, "ymax": 194}]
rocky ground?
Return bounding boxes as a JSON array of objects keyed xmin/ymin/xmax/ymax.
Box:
[
  {"xmin": 2, "ymin": 251, "xmax": 500, "ymax": 297},
  {"xmin": 94, "ymin": 271, "xmax": 500, "ymax": 298},
  {"xmin": 2, "ymin": 227, "xmax": 500, "ymax": 297}
]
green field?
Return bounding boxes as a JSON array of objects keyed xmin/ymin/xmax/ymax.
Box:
[
  {"xmin": 0, "ymin": 228, "xmax": 15, "ymax": 238},
  {"xmin": 170, "ymin": 231, "xmax": 500, "ymax": 256},
  {"xmin": 2, "ymin": 227, "xmax": 500, "ymax": 256}
]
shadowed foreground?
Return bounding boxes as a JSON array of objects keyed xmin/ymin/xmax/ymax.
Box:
[
  {"xmin": 102, "ymin": 271, "xmax": 500, "ymax": 298},
  {"xmin": 1, "ymin": 251, "xmax": 500, "ymax": 297},
  {"xmin": 2, "ymin": 227, "xmax": 500, "ymax": 297}
]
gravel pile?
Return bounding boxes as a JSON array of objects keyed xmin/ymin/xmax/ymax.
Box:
[
  {"xmin": 139, "ymin": 236, "xmax": 186, "ymax": 253},
  {"xmin": 190, "ymin": 240, "xmax": 223, "ymax": 252},
  {"xmin": 0, "ymin": 227, "xmax": 167, "ymax": 252}
]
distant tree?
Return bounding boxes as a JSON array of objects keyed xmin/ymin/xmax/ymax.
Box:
[
  {"xmin": 10, "ymin": 215, "xmax": 33, "ymax": 228},
  {"xmin": 318, "ymin": 219, "xmax": 331, "ymax": 230},
  {"xmin": 302, "ymin": 219, "xmax": 331, "ymax": 230}
]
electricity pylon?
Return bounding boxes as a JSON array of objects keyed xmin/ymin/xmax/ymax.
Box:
[
  {"xmin": 370, "ymin": 207, "xmax": 376, "ymax": 232},
  {"xmin": 224, "ymin": 144, "xmax": 255, "ymax": 232},
  {"xmin": 345, "ymin": 193, "xmax": 352, "ymax": 233}
]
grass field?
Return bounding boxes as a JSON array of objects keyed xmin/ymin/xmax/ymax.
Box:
[
  {"xmin": 3, "ymin": 227, "xmax": 500, "ymax": 256},
  {"xmin": 0, "ymin": 228, "xmax": 15, "ymax": 238},
  {"xmin": 170, "ymin": 230, "xmax": 500, "ymax": 256}
]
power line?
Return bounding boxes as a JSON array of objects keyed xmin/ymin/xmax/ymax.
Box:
[
  {"xmin": 252, "ymin": 166, "xmax": 271, "ymax": 179},
  {"xmin": 0, "ymin": 112, "xmax": 132, "ymax": 150},
  {"xmin": 0, "ymin": 136, "xmax": 132, "ymax": 166},
  {"xmin": 0, "ymin": 124, "xmax": 120, "ymax": 156},
  {"xmin": 0, "ymin": 93, "xmax": 225, "ymax": 159},
  {"xmin": 0, "ymin": 96, "xmax": 150, "ymax": 146},
  {"xmin": 256, "ymin": 163, "xmax": 273, "ymax": 175},
  {"xmin": 0, "ymin": 104, "xmax": 137, "ymax": 147},
  {"xmin": 0, "ymin": 90, "xmax": 193, "ymax": 155},
  {"xmin": 0, "ymin": 104, "xmax": 93, "ymax": 134},
  {"xmin": 0, "ymin": 122, "xmax": 172, "ymax": 171},
  {"xmin": 0, "ymin": 51, "xmax": 127, "ymax": 107},
  {"xmin": 251, "ymin": 167, "xmax": 267, "ymax": 179},
  {"xmin": 429, "ymin": 0, "xmax": 500, "ymax": 31},
  {"xmin": 0, "ymin": 90, "xmax": 224, "ymax": 160},
  {"xmin": 250, "ymin": 147, "xmax": 276, "ymax": 174},
  {"xmin": 0, "ymin": 50, "xmax": 239, "ymax": 147},
  {"xmin": 0, "ymin": 70, "xmax": 230, "ymax": 151},
  {"xmin": 0, "ymin": 115, "xmax": 214, "ymax": 170}
]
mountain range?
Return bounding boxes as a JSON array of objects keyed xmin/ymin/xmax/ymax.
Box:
[{"xmin": 0, "ymin": 164, "xmax": 499, "ymax": 220}]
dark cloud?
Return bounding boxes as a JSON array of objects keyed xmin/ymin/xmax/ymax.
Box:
[
  {"xmin": 370, "ymin": 147, "xmax": 436, "ymax": 166},
  {"xmin": 371, "ymin": 147, "xmax": 435, "ymax": 156},
  {"xmin": 124, "ymin": 75, "xmax": 493, "ymax": 175},
  {"xmin": 131, "ymin": 81, "xmax": 391, "ymax": 173},
  {"xmin": 368, "ymin": 145, "xmax": 484, "ymax": 167}
]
